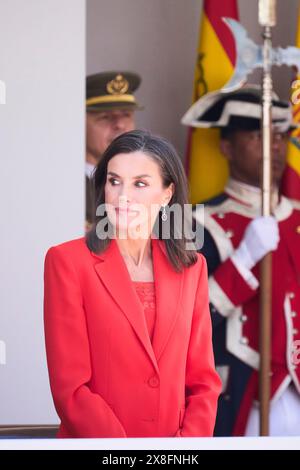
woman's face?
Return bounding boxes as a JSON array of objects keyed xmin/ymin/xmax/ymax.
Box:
[{"xmin": 104, "ymin": 151, "xmax": 173, "ymax": 238}]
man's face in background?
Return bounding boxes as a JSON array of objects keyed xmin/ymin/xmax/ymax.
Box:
[
  {"xmin": 86, "ymin": 108, "xmax": 135, "ymax": 163},
  {"xmin": 220, "ymin": 128, "xmax": 289, "ymax": 187}
]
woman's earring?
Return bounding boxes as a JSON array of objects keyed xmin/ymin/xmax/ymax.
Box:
[{"xmin": 161, "ymin": 204, "xmax": 167, "ymax": 222}]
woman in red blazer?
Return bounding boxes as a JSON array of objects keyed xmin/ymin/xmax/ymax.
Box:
[{"xmin": 44, "ymin": 130, "xmax": 221, "ymax": 438}]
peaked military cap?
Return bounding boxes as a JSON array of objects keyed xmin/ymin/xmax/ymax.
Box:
[{"xmin": 86, "ymin": 71, "xmax": 142, "ymax": 111}]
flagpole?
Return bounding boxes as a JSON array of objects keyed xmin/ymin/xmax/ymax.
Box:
[{"xmin": 258, "ymin": 0, "xmax": 276, "ymax": 436}]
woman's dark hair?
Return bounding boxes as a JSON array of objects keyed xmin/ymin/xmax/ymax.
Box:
[{"xmin": 86, "ymin": 129, "xmax": 197, "ymax": 271}]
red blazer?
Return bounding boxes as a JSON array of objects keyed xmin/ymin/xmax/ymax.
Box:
[{"xmin": 44, "ymin": 236, "xmax": 221, "ymax": 438}]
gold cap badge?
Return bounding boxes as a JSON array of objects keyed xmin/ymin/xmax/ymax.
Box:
[{"xmin": 106, "ymin": 74, "xmax": 129, "ymax": 95}]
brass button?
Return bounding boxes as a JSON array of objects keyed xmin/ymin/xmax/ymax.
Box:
[
  {"xmin": 225, "ymin": 229, "xmax": 234, "ymax": 238},
  {"xmin": 240, "ymin": 337, "xmax": 249, "ymax": 345}
]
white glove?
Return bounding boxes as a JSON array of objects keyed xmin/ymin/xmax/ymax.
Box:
[{"xmin": 233, "ymin": 216, "xmax": 280, "ymax": 270}]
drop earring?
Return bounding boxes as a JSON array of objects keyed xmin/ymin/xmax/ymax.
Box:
[{"xmin": 161, "ymin": 204, "xmax": 167, "ymax": 222}]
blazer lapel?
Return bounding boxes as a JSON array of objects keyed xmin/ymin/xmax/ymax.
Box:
[
  {"xmin": 92, "ymin": 239, "xmax": 158, "ymax": 373},
  {"xmin": 91, "ymin": 237, "xmax": 183, "ymax": 371},
  {"xmin": 151, "ymin": 238, "xmax": 184, "ymax": 361}
]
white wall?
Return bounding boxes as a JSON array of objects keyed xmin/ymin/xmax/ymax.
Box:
[
  {"xmin": 87, "ymin": 0, "xmax": 299, "ymax": 159},
  {"xmin": 0, "ymin": 0, "xmax": 85, "ymax": 424}
]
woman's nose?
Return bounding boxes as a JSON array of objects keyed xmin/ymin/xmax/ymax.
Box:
[{"xmin": 118, "ymin": 192, "xmax": 131, "ymax": 205}]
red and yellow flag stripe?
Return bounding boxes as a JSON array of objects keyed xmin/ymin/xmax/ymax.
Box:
[
  {"xmin": 282, "ymin": 12, "xmax": 300, "ymax": 202},
  {"xmin": 186, "ymin": 0, "xmax": 239, "ymax": 204}
]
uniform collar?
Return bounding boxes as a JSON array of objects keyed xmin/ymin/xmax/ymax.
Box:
[
  {"xmin": 224, "ymin": 178, "xmax": 293, "ymax": 221},
  {"xmin": 224, "ymin": 178, "xmax": 279, "ymax": 210}
]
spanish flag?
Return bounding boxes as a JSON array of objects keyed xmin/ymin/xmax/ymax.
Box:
[
  {"xmin": 282, "ymin": 10, "xmax": 300, "ymax": 202},
  {"xmin": 186, "ymin": 0, "xmax": 239, "ymax": 204}
]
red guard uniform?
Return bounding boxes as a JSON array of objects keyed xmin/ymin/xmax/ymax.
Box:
[{"xmin": 194, "ymin": 178, "xmax": 300, "ymax": 435}]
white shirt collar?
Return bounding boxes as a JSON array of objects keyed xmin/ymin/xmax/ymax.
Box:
[{"xmin": 85, "ymin": 162, "xmax": 96, "ymax": 179}]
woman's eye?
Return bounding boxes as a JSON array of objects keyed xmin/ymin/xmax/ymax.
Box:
[
  {"xmin": 135, "ymin": 181, "xmax": 147, "ymax": 187},
  {"xmin": 108, "ymin": 177, "xmax": 120, "ymax": 186}
]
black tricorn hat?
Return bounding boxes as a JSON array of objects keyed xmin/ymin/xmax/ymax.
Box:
[
  {"xmin": 86, "ymin": 71, "xmax": 142, "ymax": 112},
  {"xmin": 181, "ymin": 85, "xmax": 297, "ymax": 132}
]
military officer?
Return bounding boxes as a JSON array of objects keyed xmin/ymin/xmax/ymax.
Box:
[
  {"xmin": 85, "ymin": 71, "xmax": 142, "ymax": 229},
  {"xmin": 182, "ymin": 86, "xmax": 300, "ymax": 436}
]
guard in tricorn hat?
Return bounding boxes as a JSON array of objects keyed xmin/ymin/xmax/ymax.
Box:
[
  {"xmin": 85, "ymin": 71, "xmax": 142, "ymax": 229},
  {"xmin": 182, "ymin": 85, "xmax": 300, "ymax": 437}
]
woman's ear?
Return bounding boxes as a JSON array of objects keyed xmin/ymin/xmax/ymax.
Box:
[{"xmin": 165, "ymin": 182, "xmax": 175, "ymax": 204}]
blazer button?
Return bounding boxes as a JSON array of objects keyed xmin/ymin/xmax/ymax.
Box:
[{"xmin": 148, "ymin": 376, "xmax": 160, "ymax": 388}]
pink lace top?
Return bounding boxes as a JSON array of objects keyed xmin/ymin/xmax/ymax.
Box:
[{"xmin": 133, "ymin": 281, "xmax": 156, "ymax": 342}]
